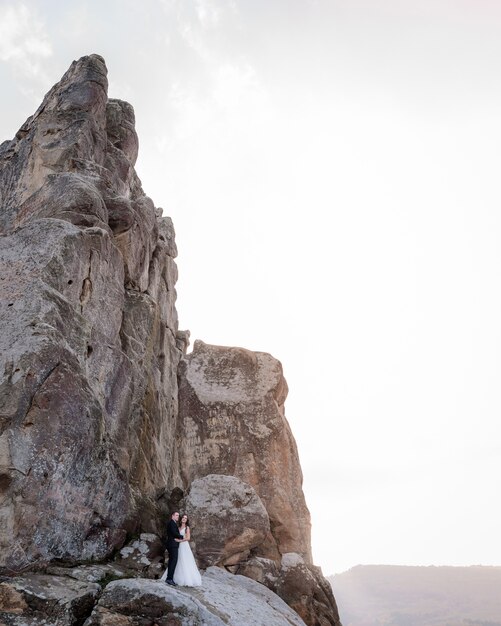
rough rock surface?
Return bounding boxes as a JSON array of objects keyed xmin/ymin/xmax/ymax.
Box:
[
  {"xmin": 177, "ymin": 341, "xmax": 341, "ymax": 625},
  {"xmin": 45, "ymin": 563, "xmax": 130, "ymax": 584},
  {"xmin": 84, "ymin": 567, "xmax": 306, "ymax": 626},
  {"xmin": 183, "ymin": 474, "xmax": 270, "ymax": 569},
  {"xmin": 0, "ymin": 54, "xmax": 182, "ymax": 571},
  {"xmin": 0, "ymin": 55, "xmax": 341, "ymax": 625},
  {"xmin": 0, "ymin": 573, "xmax": 100, "ymax": 625},
  {"xmin": 177, "ymin": 341, "xmax": 310, "ymax": 562},
  {"xmin": 274, "ymin": 553, "xmax": 341, "ymax": 626},
  {"xmin": 115, "ymin": 534, "xmax": 164, "ymax": 572}
]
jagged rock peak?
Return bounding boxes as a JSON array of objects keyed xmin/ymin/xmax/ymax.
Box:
[{"xmin": 0, "ymin": 54, "xmax": 182, "ymax": 572}]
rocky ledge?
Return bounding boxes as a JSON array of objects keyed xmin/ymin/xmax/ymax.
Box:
[
  {"xmin": 0, "ymin": 55, "xmax": 341, "ymax": 625},
  {"xmin": 0, "ymin": 567, "xmax": 307, "ymax": 625}
]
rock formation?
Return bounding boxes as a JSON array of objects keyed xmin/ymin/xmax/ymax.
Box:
[
  {"xmin": 0, "ymin": 54, "xmax": 182, "ymax": 570},
  {"xmin": 0, "ymin": 568, "xmax": 307, "ymax": 625},
  {"xmin": 0, "ymin": 55, "xmax": 341, "ymax": 625},
  {"xmin": 177, "ymin": 342, "xmax": 311, "ymax": 561},
  {"xmin": 177, "ymin": 343, "xmax": 340, "ymax": 625}
]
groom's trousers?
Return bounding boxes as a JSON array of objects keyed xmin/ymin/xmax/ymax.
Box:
[{"xmin": 167, "ymin": 545, "xmax": 179, "ymax": 580}]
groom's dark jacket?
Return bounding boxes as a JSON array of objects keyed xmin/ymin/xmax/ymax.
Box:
[{"xmin": 166, "ymin": 519, "xmax": 183, "ymax": 550}]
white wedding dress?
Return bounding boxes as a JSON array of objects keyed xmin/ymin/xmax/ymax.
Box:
[{"xmin": 160, "ymin": 528, "xmax": 202, "ymax": 587}]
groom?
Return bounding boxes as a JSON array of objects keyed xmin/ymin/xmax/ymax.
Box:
[{"xmin": 165, "ymin": 511, "xmax": 185, "ymax": 585}]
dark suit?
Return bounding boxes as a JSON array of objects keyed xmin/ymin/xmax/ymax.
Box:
[{"xmin": 166, "ymin": 519, "xmax": 183, "ymax": 580}]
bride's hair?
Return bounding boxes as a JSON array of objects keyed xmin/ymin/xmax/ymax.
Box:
[{"xmin": 178, "ymin": 513, "xmax": 190, "ymax": 528}]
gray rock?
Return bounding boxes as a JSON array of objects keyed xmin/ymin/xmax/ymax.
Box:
[
  {"xmin": 236, "ymin": 556, "xmax": 280, "ymax": 586},
  {"xmin": 84, "ymin": 567, "xmax": 306, "ymax": 626},
  {"xmin": 0, "ymin": 55, "xmax": 182, "ymax": 571},
  {"xmin": 0, "ymin": 615, "xmax": 51, "ymax": 625},
  {"xmin": 185, "ymin": 566, "xmax": 307, "ymax": 626},
  {"xmin": 45, "ymin": 563, "xmax": 129, "ymax": 584},
  {"xmin": 183, "ymin": 474, "xmax": 270, "ymax": 569},
  {"xmin": 84, "ymin": 577, "xmax": 223, "ymax": 626},
  {"xmin": 0, "ymin": 54, "xmax": 342, "ymax": 626},
  {"xmin": 116, "ymin": 534, "xmax": 164, "ymax": 572},
  {"xmin": 0, "ymin": 574, "xmax": 100, "ymax": 625},
  {"xmin": 175, "ymin": 329, "xmax": 190, "ymax": 354},
  {"xmin": 177, "ymin": 341, "xmax": 311, "ymax": 563},
  {"xmin": 274, "ymin": 554, "xmax": 342, "ymax": 626}
]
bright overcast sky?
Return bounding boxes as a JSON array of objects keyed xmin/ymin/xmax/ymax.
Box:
[{"xmin": 1, "ymin": 0, "xmax": 501, "ymax": 575}]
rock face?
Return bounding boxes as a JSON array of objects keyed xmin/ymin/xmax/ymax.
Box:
[
  {"xmin": 177, "ymin": 341, "xmax": 311, "ymax": 562},
  {"xmin": 115, "ymin": 534, "xmax": 164, "ymax": 574},
  {"xmin": 0, "ymin": 54, "xmax": 182, "ymax": 570},
  {"xmin": 177, "ymin": 341, "xmax": 341, "ymax": 625},
  {"xmin": 0, "ymin": 55, "xmax": 341, "ymax": 626}
]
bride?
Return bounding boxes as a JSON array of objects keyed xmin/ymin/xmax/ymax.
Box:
[{"xmin": 161, "ymin": 513, "xmax": 202, "ymax": 586}]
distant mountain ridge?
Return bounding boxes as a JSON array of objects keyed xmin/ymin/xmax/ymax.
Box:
[{"xmin": 329, "ymin": 564, "xmax": 501, "ymax": 626}]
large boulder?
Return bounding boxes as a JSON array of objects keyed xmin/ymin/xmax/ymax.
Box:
[
  {"xmin": 274, "ymin": 554, "xmax": 342, "ymax": 626},
  {"xmin": 183, "ymin": 474, "xmax": 270, "ymax": 569},
  {"xmin": 235, "ymin": 553, "xmax": 342, "ymax": 626},
  {"xmin": 45, "ymin": 563, "xmax": 130, "ymax": 584}
]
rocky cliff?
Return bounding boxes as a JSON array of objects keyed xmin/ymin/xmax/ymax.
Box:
[{"xmin": 0, "ymin": 55, "xmax": 340, "ymax": 626}]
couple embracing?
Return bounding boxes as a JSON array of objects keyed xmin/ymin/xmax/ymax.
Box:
[{"xmin": 160, "ymin": 511, "xmax": 202, "ymax": 587}]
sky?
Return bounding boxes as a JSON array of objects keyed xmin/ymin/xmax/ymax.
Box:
[{"xmin": 1, "ymin": 0, "xmax": 500, "ymax": 575}]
